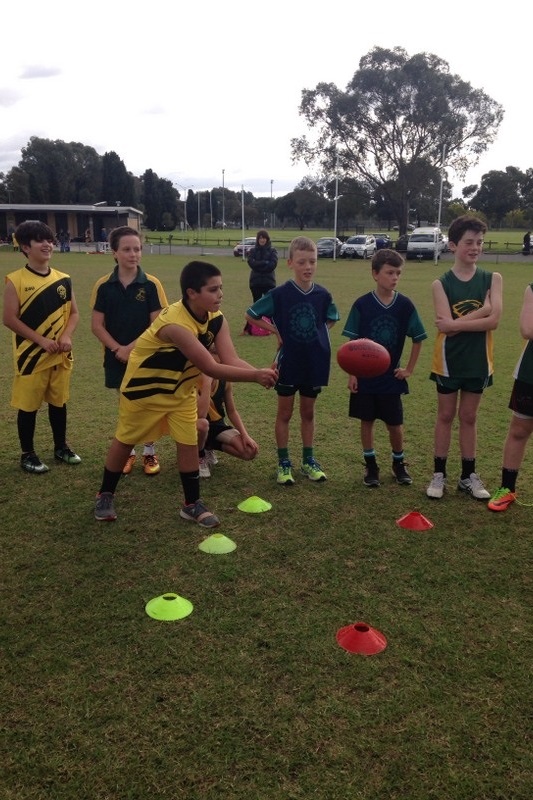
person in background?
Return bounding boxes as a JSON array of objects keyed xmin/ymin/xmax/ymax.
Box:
[
  {"xmin": 91, "ymin": 226, "xmax": 168, "ymax": 476},
  {"xmin": 3, "ymin": 220, "xmax": 81, "ymax": 473},
  {"xmin": 242, "ymin": 229, "xmax": 278, "ymax": 334},
  {"xmin": 522, "ymin": 231, "xmax": 531, "ymax": 256}
]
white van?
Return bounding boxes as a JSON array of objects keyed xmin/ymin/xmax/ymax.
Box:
[{"xmin": 406, "ymin": 227, "xmax": 445, "ymax": 260}]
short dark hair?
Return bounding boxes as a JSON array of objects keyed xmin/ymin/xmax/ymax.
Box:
[
  {"xmin": 448, "ymin": 215, "xmax": 487, "ymax": 245},
  {"xmin": 108, "ymin": 226, "xmax": 141, "ymax": 251},
  {"xmin": 15, "ymin": 220, "xmax": 55, "ymax": 248},
  {"xmin": 180, "ymin": 261, "xmax": 221, "ymax": 297},
  {"xmin": 372, "ymin": 248, "xmax": 404, "ymax": 272}
]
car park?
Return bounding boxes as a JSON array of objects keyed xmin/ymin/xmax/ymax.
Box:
[
  {"xmin": 233, "ymin": 237, "xmax": 257, "ymax": 257},
  {"xmin": 316, "ymin": 237, "xmax": 343, "ymax": 258},
  {"xmin": 374, "ymin": 233, "xmax": 393, "ymax": 250},
  {"xmin": 340, "ymin": 235, "xmax": 377, "ymax": 259}
]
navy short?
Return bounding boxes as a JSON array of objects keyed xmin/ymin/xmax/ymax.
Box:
[
  {"xmin": 349, "ymin": 393, "xmax": 404, "ymax": 425},
  {"xmin": 275, "ymin": 384, "xmax": 321, "ymax": 399},
  {"xmin": 509, "ymin": 378, "xmax": 533, "ymax": 418}
]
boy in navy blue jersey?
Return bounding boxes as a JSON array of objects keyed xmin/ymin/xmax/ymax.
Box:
[
  {"xmin": 342, "ymin": 248, "xmax": 427, "ymax": 487},
  {"xmin": 245, "ymin": 236, "xmax": 340, "ymax": 485}
]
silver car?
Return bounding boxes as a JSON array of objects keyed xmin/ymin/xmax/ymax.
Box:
[{"xmin": 340, "ymin": 235, "xmax": 377, "ymax": 259}]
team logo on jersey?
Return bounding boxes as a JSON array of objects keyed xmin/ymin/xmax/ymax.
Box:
[
  {"xmin": 289, "ymin": 303, "xmax": 318, "ymax": 342},
  {"xmin": 57, "ymin": 284, "xmax": 67, "ymax": 300},
  {"xmin": 135, "ymin": 288, "xmax": 147, "ymax": 303},
  {"xmin": 453, "ymin": 299, "xmax": 482, "ymax": 317}
]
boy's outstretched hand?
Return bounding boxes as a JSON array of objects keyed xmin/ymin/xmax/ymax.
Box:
[{"xmin": 256, "ymin": 367, "xmax": 278, "ymax": 388}]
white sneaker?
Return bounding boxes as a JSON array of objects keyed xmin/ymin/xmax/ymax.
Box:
[
  {"xmin": 457, "ymin": 472, "xmax": 490, "ymax": 500},
  {"xmin": 205, "ymin": 449, "xmax": 218, "ymax": 466},
  {"xmin": 199, "ymin": 457, "xmax": 211, "ymax": 478},
  {"xmin": 427, "ymin": 472, "xmax": 446, "ymax": 499}
]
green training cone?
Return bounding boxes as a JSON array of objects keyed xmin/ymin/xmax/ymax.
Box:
[
  {"xmin": 198, "ymin": 533, "xmax": 237, "ymax": 554},
  {"xmin": 237, "ymin": 495, "xmax": 272, "ymax": 513},
  {"xmin": 145, "ymin": 593, "xmax": 194, "ymax": 621}
]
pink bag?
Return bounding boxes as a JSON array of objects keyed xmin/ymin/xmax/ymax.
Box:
[{"xmin": 249, "ymin": 316, "xmax": 272, "ymax": 336}]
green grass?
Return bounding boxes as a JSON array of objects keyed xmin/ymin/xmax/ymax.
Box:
[{"xmin": 2, "ymin": 248, "xmax": 533, "ymax": 799}]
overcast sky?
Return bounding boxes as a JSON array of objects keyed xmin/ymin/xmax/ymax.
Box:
[{"xmin": 1, "ymin": 0, "xmax": 531, "ymax": 199}]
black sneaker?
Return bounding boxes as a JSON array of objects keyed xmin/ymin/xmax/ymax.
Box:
[
  {"xmin": 55, "ymin": 446, "xmax": 82, "ymax": 465},
  {"xmin": 392, "ymin": 460, "xmax": 412, "ymax": 485},
  {"xmin": 363, "ymin": 464, "xmax": 380, "ymax": 487},
  {"xmin": 21, "ymin": 452, "xmax": 49, "ymax": 474}
]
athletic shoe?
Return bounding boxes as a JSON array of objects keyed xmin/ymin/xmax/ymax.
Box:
[
  {"xmin": 199, "ymin": 456, "xmax": 211, "ymax": 478},
  {"xmin": 457, "ymin": 472, "xmax": 490, "ymax": 500},
  {"xmin": 205, "ymin": 449, "xmax": 218, "ymax": 466},
  {"xmin": 123, "ymin": 454, "xmax": 136, "ymax": 475},
  {"xmin": 427, "ymin": 472, "xmax": 446, "ymax": 498},
  {"xmin": 277, "ymin": 460, "xmax": 295, "ymax": 486},
  {"xmin": 94, "ymin": 492, "xmax": 117, "ymax": 521},
  {"xmin": 363, "ymin": 464, "xmax": 380, "ymax": 488},
  {"xmin": 301, "ymin": 457, "xmax": 327, "ymax": 482},
  {"xmin": 392, "ymin": 460, "xmax": 412, "ymax": 485},
  {"xmin": 143, "ymin": 454, "xmax": 160, "ymax": 476},
  {"xmin": 487, "ymin": 487, "xmax": 516, "ymax": 512},
  {"xmin": 54, "ymin": 446, "xmax": 81, "ymax": 465},
  {"xmin": 20, "ymin": 452, "xmax": 49, "ymax": 474},
  {"xmin": 180, "ymin": 500, "xmax": 219, "ymax": 528}
]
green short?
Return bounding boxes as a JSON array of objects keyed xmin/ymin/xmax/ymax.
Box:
[{"xmin": 430, "ymin": 373, "xmax": 493, "ymax": 394}]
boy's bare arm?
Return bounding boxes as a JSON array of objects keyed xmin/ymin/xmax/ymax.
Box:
[{"xmin": 394, "ymin": 341, "xmax": 422, "ymax": 380}]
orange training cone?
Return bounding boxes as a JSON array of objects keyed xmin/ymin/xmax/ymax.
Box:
[
  {"xmin": 336, "ymin": 622, "xmax": 387, "ymax": 655},
  {"xmin": 396, "ymin": 511, "xmax": 434, "ymax": 530}
]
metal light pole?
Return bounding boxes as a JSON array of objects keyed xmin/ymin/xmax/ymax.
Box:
[
  {"xmin": 270, "ymin": 179, "xmax": 274, "ymax": 229},
  {"xmin": 434, "ymin": 145, "xmax": 446, "ymax": 266},
  {"xmin": 222, "ymin": 169, "xmax": 225, "ymax": 229},
  {"xmin": 209, "ymin": 190, "xmax": 213, "ymax": 229},
  {"xmin": 197, "ymin": 191, "xmax": 201, "ymax": 233},
  {"xmin": 333, "ymin": 155, "xmax": 340, "ymax": 261}
]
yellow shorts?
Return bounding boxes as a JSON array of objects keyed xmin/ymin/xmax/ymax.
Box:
[
  {"xmin": 11, "ymin": 365, "xmax": 72, "ymax": 412},
  {"xmin": 115, "ymin": 390, "xmax": 198, "ymax": 446}
]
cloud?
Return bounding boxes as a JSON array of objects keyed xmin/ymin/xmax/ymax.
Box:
[
  {"xmin": 0, "ymin": 88, "xmax": 22, "ymax": 107},
  {"xmin": 19, "ymin": 65, "xmax": 62, "ymax": 79}
]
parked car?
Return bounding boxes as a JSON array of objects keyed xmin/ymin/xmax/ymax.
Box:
[
  {"xmin": 233, "ymin": 237, "xmax": 257, "ymax": 257},
  {"xmin": 393, "ymin": 224, "xmax": 416, "ymax": 231},
  {"xmin": 316, "ymin": 237, "xmax": 343, "ymax": 258},
  {"xmin": 406, "ymin": 227, "xmax": 446, "ymax": 260},
  {"xmin": 395, "ymin": 234, "xmax": 411, "ymax": 252},
  {"xmin": 340, "ymin": 235, "xmax": 377, "ymax": 259},
  {"xmin": 374, "ymin": 233, "xmax": 393, "ymax": 250}
]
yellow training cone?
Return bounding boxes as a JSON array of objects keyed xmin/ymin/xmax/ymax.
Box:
[
  {"xmin": 145, "ymin": 593, "xmax": 193, "ymax": 621},
  {"xmin": 237, "ymin": 496, "xmax": 272, "ymax": 513},
  {"xmin": 198, "ymin": 533, "xmax": 237, "ymax": 554}
]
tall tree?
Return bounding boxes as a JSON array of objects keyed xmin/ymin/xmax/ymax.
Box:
[
  {"xmin": 469, "ymin": 168, "xmax": 523, "ymax": 226},
  {"xmin": 102, "ymin": 151, "xmax": 136, "ymax": 207},
  {"xmin": 291, "ymin": 47, "xmax": 504, "ymax": 233},
  {"xmin": 18, "ymin": 137, "xmax": 102, "ymax": 203}
]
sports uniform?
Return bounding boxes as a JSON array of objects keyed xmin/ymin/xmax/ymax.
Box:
[
  {"xmin": 247, "ymin": 279, "xmax": 339, "ymax": 391},
  {"xmin": 7, "ymin": 265, "xmax": 74, "ymax": 411},
  {"xmin": 91, "ymin": 265, "xmax": 168, "ymax": 388},
  {"xmin": 116, "ymin": 301, "xmax": 223, "ymax": 446},
  {"xmin": 431, "ymin": 267, "xmax": 494, "ymax": 386}
]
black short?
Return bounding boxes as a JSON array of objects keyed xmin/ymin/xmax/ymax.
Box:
[
  {"xmin": 349, "ymin": 393, "xmax": 404, "ymax": 425},
  {"xmin": 509, "ymin": 378, "xmax": 533, "ymax": 418},
  {"xmin": 275, "ymin": 384, "xmax": 322, "ymax": 398},
  {"xmin": 205, "ymin": 421, "xmax": 235, "ymax": 451}
]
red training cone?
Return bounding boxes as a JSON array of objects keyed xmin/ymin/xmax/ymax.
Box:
[
  {"xmin": 396, "ymin": 511, "xmax": 434, "ymax": 530},
  {"xmin": 336, "ymin": 622, "xmax": 387, "ymax": 655}
]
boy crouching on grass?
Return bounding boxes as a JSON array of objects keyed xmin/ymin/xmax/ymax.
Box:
[{"xmin": 93, "ymin": 260, "xmax": 277, "ymax": 528}]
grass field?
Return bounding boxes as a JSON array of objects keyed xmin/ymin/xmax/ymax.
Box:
[{"xmin": 2, "ymin": 244, "xmax": 532, "ymax": 799}]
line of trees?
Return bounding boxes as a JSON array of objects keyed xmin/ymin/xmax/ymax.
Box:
[{"xmin": 2, "ymin": 48, "xmax": 533, "ymax": 231}]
